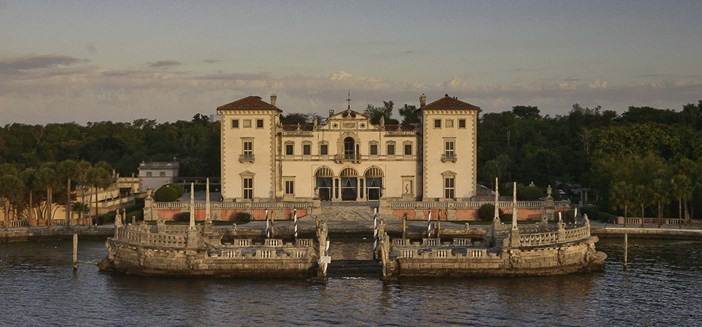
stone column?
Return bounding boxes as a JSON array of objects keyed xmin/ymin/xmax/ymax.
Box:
[
  {"xmin": 205, "ymin": 178, "xmax": 211, "ymax": 222},
  {"xmin": 356, "ymin": 176, "xmax": 361, "ymax": 202},
  {"xmin": 189, "ymin": 183, "xmax": 195, "ymax": 229}
]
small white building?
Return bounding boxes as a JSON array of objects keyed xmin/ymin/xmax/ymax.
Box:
[
  {"xmin": 138, "ymin": 161, "xmax": 179, "ymax": 192},
  {"xmin": 217, "ymin": 94, "xmax": 479, "ymax": 203}
]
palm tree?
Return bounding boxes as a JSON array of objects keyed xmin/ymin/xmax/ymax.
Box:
[
  {"xmin": 670, "ymin": 174, "xmax": 692, "ymax": 221},
  {"xmin": 20, "ymin": 168, "xmax": 39, "ymax": 224},
  {"xmin": 56, "ymin": 160, "xmax": 80, "ymax": 227},
  {"xmin": 86, "ymin": 162, "xmax": 113, "ymax": 224},
  {"xmin": 36, "ymin": 163, "xmax": 59, "ymax": 226},
  {"xmin": 75, "ymin": 161, "xmax": 92, "ymax": 224},
  {"xmin": 611, "ymin": 181, "xmax": 634, "ymax": 225},
  {"xmin": 651, "ymin": 178, "xmax": 670, "ymax": 227},
  {"xmin": 0, "ymin": 172, "xmax": 24, "ymax": 227}
]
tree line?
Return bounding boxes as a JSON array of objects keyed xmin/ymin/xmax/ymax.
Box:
[{"xmin": 2, "ymin": 101, "xmax": 702, "ymax": 220}]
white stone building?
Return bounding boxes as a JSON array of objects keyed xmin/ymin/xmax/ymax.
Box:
[
  {"xmin": 217, "ymin": 94, "xmax": 479, "ymax": 203},
  {"xmin": 138, "ymin": 161, "xmax": 179, "ymax": 192}
]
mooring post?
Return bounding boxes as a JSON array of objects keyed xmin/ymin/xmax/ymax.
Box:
[
  {"xmin": 373, "ymin": 207, "xmax": 378, "ymax": 260},
  {"xmin": 623, "ymin": 233, "xmax": 628, "ymax": 270},
  {"xmin": 72, "ymin": 233, "xmax": 78, "ymax": 271}
]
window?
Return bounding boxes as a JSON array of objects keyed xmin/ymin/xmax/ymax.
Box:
[
  {"xmin": 256, "ymin": 119, "xmax": 264, "ymax": 128},
  {"xmin": 303, "ymin": 143, "xmax": 311, "ymax": 155},
  {"xmin": 146, "ymin": 172, "xmax": 152, "ymax": 177},
  {"xmin": 243, "ymin": 119, "xmax": 252, "ymax": 128},
  {"xmin": 285, "ymin": 180, "xmax": 295, "ymax": 195},
  {"xmin": 434, "ymin": 119, "xmax": 441, "ymax": 128},
  {"xmin": 232, "ymin": 119, "xmax": 239, "ymax": 128},
  {"xmin": 459, "ymin": 119, "xmax": 466, "ymax": 128},
  {"xmin": 445, "ymin": 140, "xmax": 455, "ymax": 158},
  {"xmin": 243, "ymin": 141, "xmax": 253, "ymax": 155},
  {"xmin": 404, "ymin": 143, "xmax": 412, "ymax": 155},
  {"xmin": 446, "ymin": 119, "xmax": 454, "ymax": 128},
  {"xmin": 159, "ymin": 172, "xmax": 166, "ymax": 177},
  {"xmin": 243, "ymin": 177, "xmax": 253, "ymax": 199},
  {"xmin": 370, "ymin": 143, "xmax": 378, "ymax": 156},
  {"xmin": 444, "ymin": 177, "xmax": 455, "ymax": 199},
  {"xmin": 320, "ymin": 143, "xmax": 328, "ymax": 155},
  {"xmin": 285, "ymin": 143, "xmax": 294, "ymax": 155},
  {"xmin": 387, "ymin": 142, "xmax": 395, "ymax": 155}
]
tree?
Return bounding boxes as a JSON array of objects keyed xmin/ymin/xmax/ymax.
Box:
[
  {"xmin": 86, "ymin": 162, "xmax": 113, "ymax": 223},
  {"xmin": 512, "ymin": 106, "xmax": 540, "ymax": 119},
  {"xmin": 36, "ymin": 163, "xmax": 58, "ymax": 225},
  {"xmin": 280, "ymin": 113, "xmax": 308, "ymax": 125},
  {"xmin": 611, "ymin": 181, "xmax": 634, "ymax": 219},
  {"xmin": 365, "ymin": 101, "xmax": 397, "ymax": 125},
  {"xmin": 74, "ymin": 161, "xmax": 92, "ymax": 223},
  {"xmin": 0, "ymin": 174, "xmax": 24, "ymax": 226},
  {"xmin": 398, "ymin": 104, "xmax": 419, "ymax": 126},
  {"xmin": 56, "ymin": 159, "xmax": 80, "ymax": 227},
  {"xmin": 670, "ymin": 174, "xmax": 692, "ymax": 220}
]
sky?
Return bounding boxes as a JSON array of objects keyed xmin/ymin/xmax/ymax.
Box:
[{"xmin": 1, "ymin": 0, "xmax": 702, "ymax": 124}]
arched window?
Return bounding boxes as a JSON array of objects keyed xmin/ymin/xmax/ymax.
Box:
[
  {"xmin": 344, "ymin": 137, "xmax": 355, "ymax": 160},
  {"xmin": 365, "ymin": 166, "xmax": 384, "ymax": 200}
]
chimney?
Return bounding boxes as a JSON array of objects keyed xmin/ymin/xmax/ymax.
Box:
[
  {"xmin": 329, "ymin": 110, "xmax": 334, "ymax": 117},
  {"xmin": 419, "ymin": 93, "xmax": 427, "ymax": 108},
  {"xmin": 270, "ymin": 94, "xmax": 277, "ymax": 107}
]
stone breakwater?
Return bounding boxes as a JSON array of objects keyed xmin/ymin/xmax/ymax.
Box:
[
  {"xmin": 99, "ymin": 220, "xmax": 330, "ymax": 278},
  {"xmin": 377, "ymin": 218, "xmax": 607, "ymax": 279}
]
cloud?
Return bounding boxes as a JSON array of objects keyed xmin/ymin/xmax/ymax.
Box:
[
  {"xmin": 0, "ymin": 54, "xmax": 85, "ymax": 74},
  {"xmin": 1, "ymin": 54, "xmax": 701, "ymax": 124},
  {"xmin": 203, "ymin": 59, "xmax": 221, "ymax": 64},
  {"xmin": 147, "ymin": 60, "xmax": 181, "ymax": 68},
  {"xmin": 86, "ymin": 42, "xmax": 97, "ymax": 55}
]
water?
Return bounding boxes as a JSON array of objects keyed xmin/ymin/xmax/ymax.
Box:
[{"xmin": 1, "ymin": 238, "xmax": 701, "ymax": 326}]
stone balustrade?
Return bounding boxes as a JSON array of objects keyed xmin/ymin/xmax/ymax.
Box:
[
  {"xmin": 394, "ymin": 247, "xmax": 493, "ymax": 260},
  {"xmin": 389, "ymin": 200, "xmax": 570, "ymax": 210},
  {"xmin": 518, "ymin": 224, "xmax": 591, "ymax": 247}
]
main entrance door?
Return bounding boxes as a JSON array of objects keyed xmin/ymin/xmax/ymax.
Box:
[{"xmin": 340, "ymin": 168, "xmax": 358, "ymax": 201}]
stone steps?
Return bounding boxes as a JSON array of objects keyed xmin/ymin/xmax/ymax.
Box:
[{"xmin": 319, "ymin": 205, "xmax": 376, "ymax": 221}]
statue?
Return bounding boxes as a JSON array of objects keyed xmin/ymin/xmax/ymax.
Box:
[{"xmin": 547, "ymin": 185, "xmax": 552, "ymax": 198}]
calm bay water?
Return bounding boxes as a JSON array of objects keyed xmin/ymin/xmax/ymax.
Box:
[{"xmin": 1, "ymin": 238, "xmax": 701, "ymax": 326}]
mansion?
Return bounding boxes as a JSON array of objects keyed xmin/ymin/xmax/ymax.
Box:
[{"xmin": 218, "ymin": 94, "xmax": 480, "ymax": 203}]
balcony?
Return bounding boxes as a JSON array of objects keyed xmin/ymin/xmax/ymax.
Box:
[
  {"xmin": 441, "ymin": 153, "xmax": 457, "ymax": 163},
  {"xmin": 239, "ymin": 154, "xmax": 255, "ymax": 163},
  {"xmin": 335, "ymin": 153, "xmax": 361, "ymax": 164}
]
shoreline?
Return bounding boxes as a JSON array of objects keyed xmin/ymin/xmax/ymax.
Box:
[{"xmin": 4, "ymin": 222, "xmax": 702, "ymax": 243}]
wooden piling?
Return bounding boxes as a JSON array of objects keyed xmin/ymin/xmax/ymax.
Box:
[
  {"xmin": 72, "ymin": 233, "xmax": 78, "ymax": 271},
  {"xmin": 623, "ymin": 233, "xmax": 628, "ymax": 270}
]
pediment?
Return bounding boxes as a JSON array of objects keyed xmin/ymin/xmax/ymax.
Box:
[{"xmin": 320, "ymin": 109, "xmax": 375, "ymax": 130}]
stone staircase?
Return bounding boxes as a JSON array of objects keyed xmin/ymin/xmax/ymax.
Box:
[{"xmin": 319, "ymin": 205, "xmax": 376, "ymax": 221}]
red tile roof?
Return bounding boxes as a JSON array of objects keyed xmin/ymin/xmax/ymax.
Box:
[
  {"xmin": 421, "ymin": 95, "xmax": 480, "ymax": 111},
  {"xmin": 217, "ymin": 96, "xmax": 282, "ymax": 112}
]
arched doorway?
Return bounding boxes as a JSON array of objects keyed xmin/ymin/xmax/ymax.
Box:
[
  {"xmin": 365, "ymin": 166, "xmax": 383, "ymax": 200},
  {"xmin": 340, "ymin": 167, "xmax": 358, "ymax": 201},
  {"xmin": 315, "ymin": 167, "xmax": 333, "ymax": 201},
  {"xmin": 344, "ymin": 137, "xmax": 355, "ymax": 160}
]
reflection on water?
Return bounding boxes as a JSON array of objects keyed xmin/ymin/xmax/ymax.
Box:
[{"xmin": 1, "ymin": 238, "xmax": 701, "ymax": 326}]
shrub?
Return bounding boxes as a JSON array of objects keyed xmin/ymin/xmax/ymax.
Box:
[
  {"xmin": 174, "ymin": 212, "xmax": 190, "ymax": 223},
  {"xmin": 154, "ymin": 185, "xmax": 181, "ymax": 202},
  {"xmin": 519, "ymin": 184, "xmax": 543, "ymax": 200},
  {"xmin": 230, "ymin": 212, "xmax": 251, "ymax": 224},
  {"xmin": 477, "ymin": 204, "xmax": 499, "ymax": 221}
]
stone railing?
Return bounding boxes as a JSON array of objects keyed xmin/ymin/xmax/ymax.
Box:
[
  {"xmin": 518, "ymin": 224, "xmax": 591, "ymax": 248},
  {"xmin": 10, "ymin": 220, "xmax": 29, "ymax": 227},
  {"xmin": 389, "ymin": 200, "xmax": 570, "ymax": 210},
  {"xmin": 619, "ymin": 217, "xmax": 688, "ymax": 225},
  {"xmin": 394, "ymin": 247, "xmax": 492, "ymax": 260}
]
